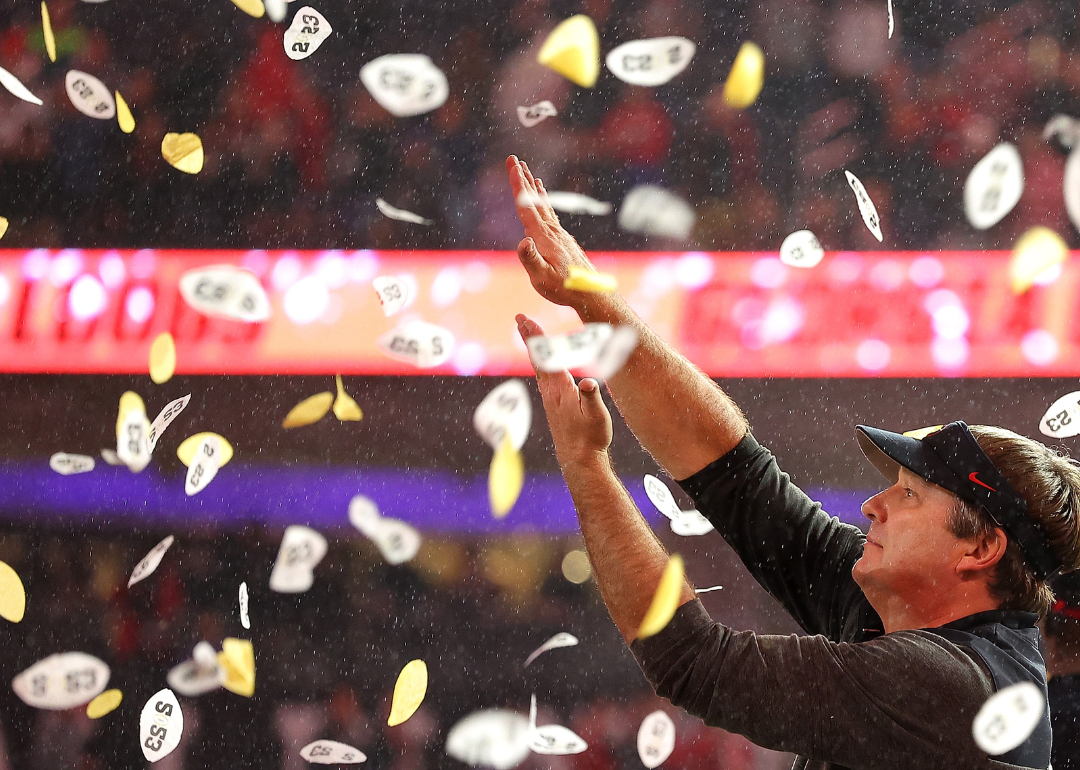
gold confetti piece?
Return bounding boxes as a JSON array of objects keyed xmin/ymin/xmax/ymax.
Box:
[
  {"xmin": 489, "ymin": 437, "xmax": 524, "ymax": 518},
  {"xmin": 537, "ymin": 15, "xmax": 600, "ymax": 88},
  {"xmin": 722, "ymin": 42, "xmax": 765, "ymax": 109},
  {"xmin": 387, "ymin": 659, "xmax": 427, "ymax": 726},
  {"xmin": 903, "ymin": 425, "xmax": 943, "ymax": 440},
  {"xmin": 1010, "ymin": 226, "xmax": 1068, "ymax": 294},
  {"xmin": 563, "ymin": 265, "xmax": 618, "ymax": 294},
  {"xmin": 149, "ymin": 332, "xmax": 176, "ymax": 384},
  {"xmin": 218, "ymin": 638, "xmax": 255, "ymax": 697},
  {"xmin": 115, "ymin": 91, "xmax": 135, "ymax": 133},
  {"xmin": 333, "ymin": 375, "xmax": 363, "ymax": 422},
  {"xmin": 637, "ymin": 555, "xmax": 685, "ymax": 639},
  {"xmin": 86, "ymin": 689, "xmax": 123, "ymax": 719},
  {"xmin": 41, "ymin": 2, "xmax": 56, "ymax": 63},
  {"xmin": 177, "ymin": 432, "xmax": 234, "ymax": 467},
  {"xmin": 161, "ymin": 133, "xmax": 204, "ymax": 174},
  {"xmin": 283, "ymin": 392, "xmax": 334, "ymax": 428},
  {"xmin": 0, "ymin": 217, "xmax": 8, "ymax": 240},
  {"xmin": 0, "ymin": 560, "xmax": 25, "ymax": 623},
  {"xmin": 116, "ymin": 391, "xmax": 146, "ymax": 436},
  {"xmin": 229, "ymin": 0, "xmax": 266, "ymax": 18}
]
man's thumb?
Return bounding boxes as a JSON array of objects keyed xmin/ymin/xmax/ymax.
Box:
[
  {"xmin": 578, "ymin": 378, "xmax": 608, "ymax": 418},
  {"xmin": 517, "ymin": 237, "xmax": 544, "ymax": 271}
]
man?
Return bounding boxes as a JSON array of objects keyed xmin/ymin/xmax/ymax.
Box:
[
  {"xmin": 504, "ymin": 155, "xmax": 1080, "ymax": 770},
  {"xmin": 1045, "ymin": 571, "xmax": 1080, "ymax": 770}
]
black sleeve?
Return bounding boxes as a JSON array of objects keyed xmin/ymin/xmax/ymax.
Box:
[
  {"xmin": 631, "ymin": 600, "xmax": 997, "ymax": 769},
  {"xmin": 679, "ymin": 433, "xmax": 878, "ymax": 641}
]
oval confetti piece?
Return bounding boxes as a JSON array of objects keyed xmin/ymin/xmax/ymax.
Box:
[
  {"xmin": 524, "ymin": 632, "xmax": 578, "ymax": 667},
  {"xmin": 149, "ymin": 332, "xmax": 176, "ymax": 384},
  {"xmin": 0, "ymin": 217, "xmax": 7, "ymax": 240},
  {"xmin": 128, "ymin": 535, "xmax": 175, "ymax": 588},
  {"xmin": 264, "ymin": 0, "xmax": 287, "ymax": 22},
  {"xmin": 618, "ymin": 185, "xmax": 695, "ymax": 240},
  {"xmin": 606, "ymin": 36, "xmax": 695, "ymax": 87},
  {"xmin": 147, "ymin": 395, "xmax": 191, "ymax": 454},
  {"xmin": 537, "ymin": 15, "xmax": 600, "ymax": 88},
  {"xmin": 644, "ymin": 474, "xmax": 684, "ymax": 522},
  {"xmin": 972, "ymin": 681, "xmax": 1045, "ymax": 756},
  {"xmin": 177, "ymin": 432, "xmax": 234, "ymax": 467},
  {"xmin": 239, "ymin": 582, "xmax": 250, "ymax": 629},
  {"xmin": 489, "ymin": 437, "xmax": 524, "ymax": 518},
  {"xmin": 218, "ymin": 638, "xmax": 255, "ymax": 697},
  {"xmin": 1011, "ymin": 226, "xmax": 1068, "ymax": 294},
  {"xmin": 269, "ymin": 525, "xmax": 328, "ymax": 593},
  {"xmin": 369, "ymin": 518, "xmax": 421, "ymax": 565},
  {"xmin": 0, "ymin": 560, "xmax": 26, "ymax": 623},
  {"xmin": 86, "ymin": 689, "xmax": 122, "ymax": 719},
  {"xmin": 637, "ymin": 711, "xmax": 675, "ymax": 769},
  {"xmin": 162, "ymin": 132, "xmax": 203, "ymax": 174},
  {"xmin": 637, "ymin": 554, "xmax": 685, "ymax": 639},
  {"xmin": 376, "ymin": 320, "xmax": 455, "ymax": 369},
  {"xmin": 592, "ymin": 324, "xmax": 639, "ymax": 381},
  {"xmin": 13, "ymin": 652, "xmax": 109, "ymax": 709},
  {"xmin": 844, "ymin": 170, "xmax": 883, "ymax": 242},
  {"xmin": 445, "ymin": 709, "xmax": 531, "ymax": 770},
  {"xmin": 333, "ymin": 375, "xmax": 363, "ymax": 422},
  {"xmin": 669, "ymin": 509, "xmax": 714, "ymax": 536},
  {"xmin": 283, "ymin": 391, "xmax": 334, "ymax": 428},
  {"xmin": 359, "ymin": 54, "xmax": 449, "ymax": 118},
  {"xmin": 179, "ymin": 264, "xmax": 271, "ymax": 322},
  {"xmin": 140, "ymin": 688, "xmax": 183, "ymax": 761},
  {"xmin": 0, "ymin": 65, "xmax": 42, "ymax": 105},
  {"xmin": 300, "ymin": 740, "xmax": 367, "ymax": 764},
  {"xmin": 229, "ymin": 0, "xmax": 265, "ymax": 18},
  {"xmin": 388, "ymin": 659, "xmax": 428, "ymax": 727},
  {"xmin": 166, "ymin": 657, "xmax": 222, "ymax": 698},
  {"xmin": 100, "ymin": 448, "xmax": 123, "ymax": 465},
  {"xmin": 116, "ymin": 393, "xmax": 151, "ymax": 472},
  {"xmin": 376, "ymin": 197, "xmax": 433, "ymax": 226},
  {"xmin": 41, "ymin": 2, "xmax": 56, "ymax": 62},
  {"xmin": 372, "ymin": 275, "xmax": 412, "ymax": 316},
  {"xmin": 284, "ymin": 7, "xmax": 333, "ymax": 61},
  {"xmin": 117, "ymin": 391, "xmax": 146, "ymax": 432},
  {"xmin": 722, "ymin": 41, "xmax": 765, "ymax": 109},
  {"xmin": 50, "ymin": 452, "xmax": 95, "ymax": 475},
  {"xmin": 65, "ymin": 71, "xmax": 116, "ymax": 119},
  {"xmin": 963, "ymin": 143, "xmax": 1023, "ymax": 231},
  {"xmin": 474, "ymin": 379, "xmax": 532, "ymax": 452},
  {"xmin": 563, "ymin": 265, "xmax": 617, "ymax": 293},
  {"xmin": 528, "ymin": 695, "xmax": 588, "ymax": 755},
  {"xmin": 516, "ymin": 100, "xmax": 557, "ymax": 128},
  {"xmin": 526, "ymin": 323, "xmax": 614, "ymax": 373},
  {"xmin": 780, "ymin": 229, "xmax": 824, "ymax": 268},
  {"xmin": 115, "ymin": 91, "xmax": 135, "ymax": 133},
  {"xmin": 1039, "ymin": 391, "xmax": 1080, "ymax": 438},
  {"xmin": 184, "ymin": 434, "xmax": 221, "ymax": 496},
  {"xmin": 543, "ymin": 191, "xmax": 612, "ymax": 216}
]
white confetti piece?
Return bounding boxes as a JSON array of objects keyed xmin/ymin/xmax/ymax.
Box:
[
  {"xmin": 348, "ymin": 495, "xmax": 421, "ymax": 565},
  {"xmin": 474, "ymin": 379, "xmax": 532, "ymax": 452},
  {"xmin": 844, "ymin": 170, "xmax": 883, "ymax": 242},
  {"xmin": 526, "ymin": 323, "xmax": 613, "ymax": 373},
  {"xmin": 264, "ymin": 0, "xmax": 287, "ymax": 21},
  {"xmin": 166, "ymin": 643, "xmax": 222, "ymax": 698},
  {"xmin": 117, "ymin": 400, "xmax": 152, "ymax": 473},
  {"xmin": 372, "ymin": 275, "xmax": 413, "ymax": 316},
  {"xmin": 140, "ymin": 688, "xmax": 184, "ymax": 763},
  {"xmin": 887, "ymin": 0, "xmax": 894, "ymax": 38},
  {"xmin": 1043, "ymin": 114, "xmax": 1080, "ymax": 149},
  {"xmin": 1039, "ymin": 391, "xmax": 1080, "ymax": 438},
  {"xmin": 13, "ymin": 652, "xmax": 110, "ymax": 710},
  {"xmin": 544, "ymin": 191, "xmax": 613, "ymax": 216},
  {"xmin": 780, "ymin": 230, "xmax": 824, "ymax": 268},
  {"xmin": 669, "ymin": 509, "xmax": 714, "ymax": 536},
  {"xmin": 605, "ymin": 36, "xmax": 695, "ymax": 87},
  {"xmin": 65, "ymin": 70, "xmax": 115, "ymax": 119},
  {"xmin": 179, "ymin": 264, "xmax": 271, "ymax": 322},
  {"xmin": 284, "ymin": 7, "xmax": 332, "ymax": 60},
  {"xmin": 300, "ymin": 740, "xmax": 367, "ymax": 764},
  {"xmin": 376, "ymin": 197, "xmax": 433, "ymax": 225},
  {"xmin": 100, "ymin": 448, "xmax": 123, "ymax": 466},
  {"xmin": 528, "ymin": 695, "xmax": 587, "ymax": 755},
  {"xmin": 618, "ymin": 185, "xmax": 695, "ymax": 240},
  {"xmin": 147, "ymin": 394, "xmax": 191, "ymax": 454},
  {"xmin": 347, "ymin": 494, "xmax": 381, "ymax": 532},
  {"xmin": 128, "ymin": 535, "xmax": 175, "ymax": 588},
  {"xmin": 591, "ymin": 324, "xmax": 639, "ymax": 380},
  {"xmin": 516, "ymin": 100, "xmax": 558, "ymax": 128},
  {"xmin": 49, "ymin": 453, "xmax": 95, "ymax": 475},
  {"xmin": 376, "ymin": 320, "xmax": 454, "ymax": 368},
  {"xmin": 637, "ymin": 710, "xmax": 675, "ymax": 769},
  {"xmin": 269, "ymin": 525, "xmax": 328, "ymax": 593},
  {"xmin": 1065, "ymin": 147, "xmax": 1080, "ymax": 235},
  {"xmin": 360, "ymin": 54, "xmax": 449, "ymax": 118},
  {"xmin": 963, "ymin": 143, "xmax": 1023, "ymax": 231},
  {"xmin": 184, "ymin": 434, "xmax": 221, "ymax": 496},
  {"xmin": 972, "ymin": 681, "xmax": 1045, "ymax": 756},
  {"xmin": 445, "ymin": 709, "xmax": 531, "ymax": 770},
  {"xmin": 524, "ymin": 632, "xmax": 578, "ymax": 667},
  {"xmin": 0, "ymin": 65, "xmax": 42, "ymax": 105},
  {"xmin": 695, "ymin": 585, "xmax": 724, "ymax": 593},
  {"xmin": 239, "ymin": 582, "xmax": 250, "ymax": 629},
  {"xmin": 644, "ymin": 474, "xmax": 714, "ymax": 537}
]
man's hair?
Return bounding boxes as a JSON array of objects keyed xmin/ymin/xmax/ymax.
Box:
[
  {"xmin": 1045, "ymin": 571, "xmax": 1080, "ymax": 650},
  {"xmin": 945, "ymin": 425, "xmax": 1080, "ymax": 618}
]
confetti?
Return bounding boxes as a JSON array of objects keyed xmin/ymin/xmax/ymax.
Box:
[
  {"xmin": 218, "ymin": 638, "xmax": 255, "ymax": 697},
  {"xmin": 963, "ymin": 143, "xmax": 1023, "ymax": 231},
  {"xmin": 360, "ymin": 54, "xmax": 448, "ymax": 118},
  {"xmin": 644, "ymin": 475, "xmax": 714, "ymax": 536},
  {"xmin": 177, "ymin": 432, "xmax": 234, "ymax": 467},
  {"xmin": 65, "ymin": 70, "xmax": 116, "ymax": 119},
  {"xmin": 269, "ymin": 525, "xmax": 328, "ymax": 593},
  {"xmin": 348, "ymin": 496, "xmax": 422, "ymax": 565},
  {"xmin": 528, "ymin": 695, "xmax": 588, "ymax": 755},
  {"xmin": 13, "ymin": 652, "xmax": 110, "ymax": 709},
  {"xmin": 902, "ymin": 425, "xmax": 944, "ymax": 439},
  {"xmin": 516, "ymin": 100, "xmax": 558, "ymax": 128},
  {"xmin": 41, "ymin": 2, "xmax": 56, "ymax": 62},
  {"xmin": 141, "ymin": 688, "xmax": 184, "ymax": 762},
  {"xmin": 115, "ymin": 91, "xmax": 135, "ymax": 133},
  {"xmin": 605, "ymin": 37, "xmax": 695, "ymax": 87},
  {"xmin": 185, "ymin": 434, "xmax": 221, "ymax": 495},
  {"xmin": 844, "ymin": 170, "xmax": 883, "ymax": 242},
  {"xmin": 637, "ymin": 711, "xmax": 675, "ymax": 769},
  {"xmin": 542, "ymin": 191, "xmax": 612, "ymax": 216},
  {"xmin": 780, "ymin": 230, "xmax": 825, "ymax": 268},
  {"xmin": 1039, "ymin": 392, "xmax": 1080, "ymax": 438},
  {"xmin": 376, "ymin": 320, "xmax": 455, "ymax": 368},
  {"xmin": 591, "ymin": 325, "xmax": 639, "ymax": 381},
  {"xmin": 0, "ymin": 217, "xmax": 7, "ymax": 240},
  {"xmin": 178, "ymin": 264, "xmax": 271, "ymax": 322},
  {"xmin": 618, "ymin": 185, "xmax": 695, "ymax": 240},
  {"xmin": 149, "ymin": 332, "xmax": 176, "ymax": 384},
  {"xmin": 284, "ymin": 8, "xmax": 332, "ymax": 61},
  {"xmin": 388, "ymin": 659, "xmax": 428, "ymax": 726},
  {"xmin": 637, "ymin": 555, "xmax": 685, "ymax": 639},
  {"xmin": 489, "ymin": 436, "xmax": 524, "ymax": 518},
  {"xmin": 376, "ymin": 197, "xmax": 433, "ymax": 226},
  {"xmin": 100, "ymin": 448, "xmax": 123, "ymax": 465},
  {"xmin": 372, "ymin": 275, "xmax": 413, "ymax": 316},
  {"xmin": 445, "ymin": 709, "xmax": 531, "ymax": 770},
  {"xmin": 49, "ymin": 452, "xmax": 95, "ymax": 475},
  {"xmin": 474, "ymin": 379, "xmax": 532, "ymax": 452},
  {"xmin": 695, "ymin": 585, "xmax": 723, "ymax": 593},
  {"xmin": 166, "ymin": 643, "xmax": 222, "ymax": 697},
  {"xmin": 0, "ymin": 560, "xmax": 25, "ymax": 623},
  {"xmin": 525, "ymin": 323, "xmax": 613, "ymax": 373},
  {"xmin": 524, "ymin": 632, "xmax": 578, "ymax": 667},
  {"xmin": 1010, "ymin": 226, "xmax": 1067, "ymax": 294},
  {"xmin": 563, "ymin": 265, "xmax": 617, "ymax": 293},
  {"xmin": 887, "ymin": 0, "xmax": 895, "ymax": 38},
  {"xmin": 1065, "ymin": 147, "xmax": 1080, "ymax": 234},
  {"xmin": 147, "ymin": 394, "xmax": 191, "ymax": 453},
  {"xmin": 537, "ymin": 15, "xmax": 599, "ymax": 88},
  {"xmin": 239, "ymin": 582, "xmax": 250, "ymax": 629},
  {"xmin": 0, "ymin": 65, "xmax": 43, "ymax": 105},
  {"xmin": 333, "ymin": 375, "xmax": 363, "ymax": 421},
  {"xmin": 972, "ymin": 681, "xmax": 1045, "ymax": 756},
  {"xmin": 300, "ymin": 740, "xmax": 367, "ymax": 764},
  {"xmin": 722, "ymin": 42, "xmax": 765, "ymax": 109},
  {"xmin": 116, "ymin": 391, "xmax": 151, "ymax": 472},
  {"xmin": 1043, "ymin": 114, "xmax": 1080, "ymax": 149},
  {"xmin": 229, "ymin": 0, "xmax": 266, "ymax": 18},
  {"xmin": 86, "ymin": 689, "xmax": 123, "ymax": 719},
  {"xmin": 128, "ymin": 535, "xmax": 175, "ymax": 588},
  {"xmin": 669, "ymin": 509, "xmax": 714, "ymax": 537},
  {"xmin": 265, "ymin": 0, "xmax": 287, "ymax": 22},
  {"xmin": 161, "ymin": 132, "xmax": 204, "ymax": 174},
  {"xmin": 283, "ymin": 391, "xmax": 333, "ymax": 428}
]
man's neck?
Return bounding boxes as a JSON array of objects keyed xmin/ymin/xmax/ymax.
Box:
[{"xmin": 868, "ymin": 585, "xmax": 1001, "ymax": 634}]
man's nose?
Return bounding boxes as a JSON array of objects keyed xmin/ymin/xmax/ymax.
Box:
[{"xmin": 861, "ymin": 491, "xmax": 887, "ymax": 523}]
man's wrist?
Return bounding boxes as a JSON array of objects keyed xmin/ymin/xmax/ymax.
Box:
[
  {"xmin": 558, "ymin": 448, "xmax": 612, "ymax": 477},
  {"xmin": 575, "ymin": 293, "xmax": 628, "ymax": 325}
]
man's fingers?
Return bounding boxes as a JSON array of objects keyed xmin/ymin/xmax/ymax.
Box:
[
  {"xmin": 516, "ymin": 237, "xmax": 549, "ymax": 274},
  {"xmin": 578, "ymin": 378, "xmax": 610, "ymax": 421},
  {"xmin": 515, "ymin": 313, "xmax": 547, "ymax": 340}
]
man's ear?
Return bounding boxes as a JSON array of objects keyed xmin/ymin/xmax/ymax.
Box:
[{"xmin": 956, "ymin": 526, "xmax": 1008, "ymax": 577}]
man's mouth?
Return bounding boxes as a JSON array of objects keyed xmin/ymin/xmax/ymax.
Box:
[{"xmin": 865, "ymin": 535, "xmax": 882, "ymax": 548}]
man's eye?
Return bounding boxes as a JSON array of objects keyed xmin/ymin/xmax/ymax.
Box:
[{"xmin": 905, "ymin": 487, "xmax": 914, "ymax": 497}]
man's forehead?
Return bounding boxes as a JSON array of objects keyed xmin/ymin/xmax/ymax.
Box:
[{"xmin": 897, "ymin": 466, "xmax": 951, "ymax": 496}]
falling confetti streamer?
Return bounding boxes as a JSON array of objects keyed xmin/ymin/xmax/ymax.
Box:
[
  {"xmin": 605, "ymin": 37, "xmax": 695, "ymax": 87},
  {"xmin": 140, "ymin": 689, "xmax": 184, "ymax": 761},
  {"xmin": 283, "ymin": 391, "xmax": 334, "ymax": 428},
  {"xmin": 1039, "ymin": 392, "xmax": 1080, "ymax": 438},
  {"xmin": 722, "ymin": 42, "xmax": 764, "ymax": 109},
  {"xmin": 13, "ymin": 653, "xmax": 110, "ymax": 709},
  {"xmin": 269, "ymin": 525, "xmax": 328, "ymax": 593},
  {"xmin": 563, "ymin": 265, "xmax": 617, "ymax": 293},
  {"xmin": 115, "ymin": 91, "xmax": 135, "ymax": 133},
  {"xmin": 888, "ymin": 0, "xmax": 895, "ymax": 38},
  {"xmin": 1010, "ymin": 227, "xmax": 1068, "ymax": 294},
  {"xmin": 844, "ymin": 170, "xmax": 883, "ymax": 242},
  {"xmin": 146, "ymin": 394, "xmax": 190, "ymax": 453},
  {"xmin": 49, "ymin": 453, "xmax": 95, "ymax": 475},
  {"xmin": 128, "ymin": 535, "xmax": 175, "ymax": 588},
  {"xmin": 516, "ymin": 100, "xmax": 558, "ymax": 128},
  {"xmin": 239, "ymin": 582, "xmax": 250, "ymax": 629},
  {"xmin": 637, "ymin": 710, "xmax": 676, "ymax": 769},
  {"xmin": 300, "ymin": 741, "xmax": 367, "ymax": 764},
  {"xmin": 637, "ymin": 555, "xmax": 685, "ymax": 639},
  {"xmin": 388, "ymin": 659, "xmax": 428, "ymax": 726},
  {"xmin": 524, "ymin": 632, "xmax": 578, "ymax": 667},
  {"xmin": 333, "ymin": 375, "xmax": 363, "ymax": 421},
  {"xmin": 972, "ymin": 681, "xmax": 1045, "ymax": 756},
  {"xmin": 41, "ymin": 2, "xmax": 56, "ymax": 62},
  {"xmin": 0, "ymin": 66, "xmax": 42, "ymax": 105},
  {"xmin": 489, "ymin": 437, "xmax": 524, "ymax": 518},
  {"xmin": 376, "ymin": 198, "xmax": 433, "ymax": 225},
  {"xmin": 537, "ymin": 15, "xmax": 600, "ymax": 88}
]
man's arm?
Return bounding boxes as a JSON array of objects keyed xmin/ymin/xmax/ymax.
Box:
[{"xmin": 507, "ymin": 155, "xmax": 746, "ymax": 480}]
